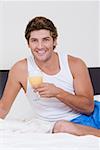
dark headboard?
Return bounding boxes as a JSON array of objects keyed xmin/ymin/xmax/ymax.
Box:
[
  {"xmin": 88, "ymin": 67, "xmax": 100, "ymax": 95},
  {"xmin": 0, "ymin": 68, "xmax": 100, "ymax": 99},
  {"xmin": 0, "ymin": 70, "xmax": 9, "ymax": 99}
]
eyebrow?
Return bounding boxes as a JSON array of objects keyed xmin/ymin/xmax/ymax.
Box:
[
  {"xmin": 30, "ymin": 36, "xmax": 51, "ymax": 40},
  {"xmin": 43, "ymin": 37, "xmax": 51, "ymax": 39}
]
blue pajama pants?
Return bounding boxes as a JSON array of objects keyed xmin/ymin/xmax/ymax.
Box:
[{"xmin": 71, "ymin": 101, "xmax": 100, "ymax": 129}]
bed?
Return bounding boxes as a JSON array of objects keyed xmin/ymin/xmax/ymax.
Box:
[{"xmin": 0, "ymin": 68, "xmax": 100, "ymax": 150}]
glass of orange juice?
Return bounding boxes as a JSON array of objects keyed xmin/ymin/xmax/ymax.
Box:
[
  {"xmin": 28, "ymin": 70, "xmax": 43, "ymax": 98},
  {"xmin": 29, "ymin": 70, "xmax": 43, "ymax": 87},
  {"xmin": 29, "ymin": 75, "xmax": 43, "ymax": 88}
]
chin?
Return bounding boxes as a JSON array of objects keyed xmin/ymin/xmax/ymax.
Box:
[
  {"xmin": 37, "ymin": 54, "xmax": 50, "ymax": 61},
  {"xmin": 35, "ymin": 55, "xmax": 46, "ymax": 62},
  {"xmin": 34, "ymin": 51, "xmax": 52, "ymax": 62}
]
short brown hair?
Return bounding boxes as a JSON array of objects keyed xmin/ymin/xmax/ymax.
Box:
[{"xmin": 25, "ymin": 16, "xmax": 58, "ymax": 44}]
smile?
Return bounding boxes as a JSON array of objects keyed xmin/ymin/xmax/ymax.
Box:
[{"xmin": 37, "ymin": 50, "xmax": 46, "ymax": 55}]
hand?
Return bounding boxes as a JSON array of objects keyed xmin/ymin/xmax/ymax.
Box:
[{"xmin": 35, "ymin": 83, "xmax": 60, "ymax": 98}]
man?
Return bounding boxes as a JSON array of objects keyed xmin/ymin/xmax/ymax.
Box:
[{"xmin": 0, "ymin": 16, "xmax": 100, "ymax": 136}]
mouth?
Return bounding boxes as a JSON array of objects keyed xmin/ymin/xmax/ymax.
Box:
[{"xmin": 36, "ymin": 49, "xmax": 46, "ymax": 56}]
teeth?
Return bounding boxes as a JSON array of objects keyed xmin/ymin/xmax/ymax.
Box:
[{"xmin": 38, "ymin": 50, "xmax": 45, "ymax": 54}]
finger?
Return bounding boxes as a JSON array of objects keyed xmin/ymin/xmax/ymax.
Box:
[
  {"xmin": 39, "ymin": 91, "xmax": 49, "ymax": 97},
  {"xmin": 36, "ymin": 85, "xmax": 49, "ymax": 92},
  {"xmin": 39, "ymin": 94, "xmax": 50, "ymax": 98}
]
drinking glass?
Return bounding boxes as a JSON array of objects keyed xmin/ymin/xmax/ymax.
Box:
[{"xmin": 28, "ymin": 70, "xmax": 43, "ymax": 98}]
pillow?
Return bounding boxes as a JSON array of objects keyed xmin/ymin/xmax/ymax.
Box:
[{"xmin": 94, "ymin": 95, "xmax": 100, "ymax": 102}]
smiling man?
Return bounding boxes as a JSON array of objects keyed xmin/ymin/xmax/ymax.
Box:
[{"xmin": 0, "ymin": 16, "xmax": 100, "ymax": 136}]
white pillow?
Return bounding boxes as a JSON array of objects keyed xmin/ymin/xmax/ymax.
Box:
[{"xmin": 94, "ymin": 95, "xmax": 100, "ymax": 102}]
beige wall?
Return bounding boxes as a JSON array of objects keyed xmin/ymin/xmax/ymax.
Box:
[{"xmin": 0, "ymin": 1, "xmax": 99, "ymax": 69}]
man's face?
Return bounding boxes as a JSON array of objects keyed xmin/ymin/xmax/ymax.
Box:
[{"xmin": 28, "ymin": 29, "xmax": 57, "ymax": 62}]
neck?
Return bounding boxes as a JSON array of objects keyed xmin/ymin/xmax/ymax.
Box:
[{"xmin": 34, "ymin": 52, "xmax": 60, "ymax": 75}]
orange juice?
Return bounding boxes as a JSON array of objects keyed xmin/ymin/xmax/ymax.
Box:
[{"xmin": 29, "ymin": 76, "xmax": 43, "ymax": 88}]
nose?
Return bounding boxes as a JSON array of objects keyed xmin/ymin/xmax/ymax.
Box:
[{"xmin": 37, "ymin": 41, "xmax": 43, "ymax": 49}]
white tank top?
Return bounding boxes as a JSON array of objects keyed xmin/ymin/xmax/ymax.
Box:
[{"xmin": 26, "ymin": 51, "xmax": 80, "ymax": 121}]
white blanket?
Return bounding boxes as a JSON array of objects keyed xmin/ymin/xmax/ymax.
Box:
[
  {"xmin": 0, "ymin": 95, "xmax": 100, "ymax": 150},
  {"xmin": 0, "ymin": 118, "xmax": 100, "ymax": 150}
]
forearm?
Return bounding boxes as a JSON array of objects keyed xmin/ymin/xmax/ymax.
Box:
[
  {"xmin": 0, "ymin": 102, "xmax": 8, "ymax": 119},
  {"xmin": 73, "ymin": 122, "xmax": 100, "ymax": 137},
  {"xmin": 56, "ymin": 88, "xmax": 94, "ymax": 115},
  {"xmin": 54, "ymin": 120, "xmax": 100, "ymax": 137}
]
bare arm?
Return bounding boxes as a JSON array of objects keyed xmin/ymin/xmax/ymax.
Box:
[
  {"xmin": 56, "ymin": 56, "xmax": 94, "ymax": 115},
  {"xmin": 0, "ymin": 60, "xmax": 27, "ymax": 119},
  {"xmin": 53, "ymin": 120, "xmax": 100, "ymax": 137}
]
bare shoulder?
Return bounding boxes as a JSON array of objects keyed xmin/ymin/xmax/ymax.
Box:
[
  {"xmin": 68, "ymin": 55, "xmax": 88, "ymax": 77},
  {"xmin": 9, "ymin": 58, "xmax": 27, "ymax": 87},
  {"xmin": 10, "ymin": 58, "xmax": 27, "ymax": 75},
  {"xmin": 67, "ymin": 55, "xmax": 94, "ymax": 100},
  {"xmin": 11, "ymin": 58, "xmax": 27, "ymax": 72}
]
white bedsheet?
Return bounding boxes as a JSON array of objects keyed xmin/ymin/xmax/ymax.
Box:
[
  {"xmin": 0, "ymin": 96, "xmax": 100, "ymax": 150},
  {"xmin": 0, "ymin": 118, "xmax": 100, "ymax": 150}
]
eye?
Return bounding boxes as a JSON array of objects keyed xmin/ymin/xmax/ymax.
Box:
[
  {"xmin": 43, "ymin": 38, "xmax": 50, "ymax": 42},
  {"xmin": 31, "ymin": 38, "xmax": 37, "ymax": 42}
]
